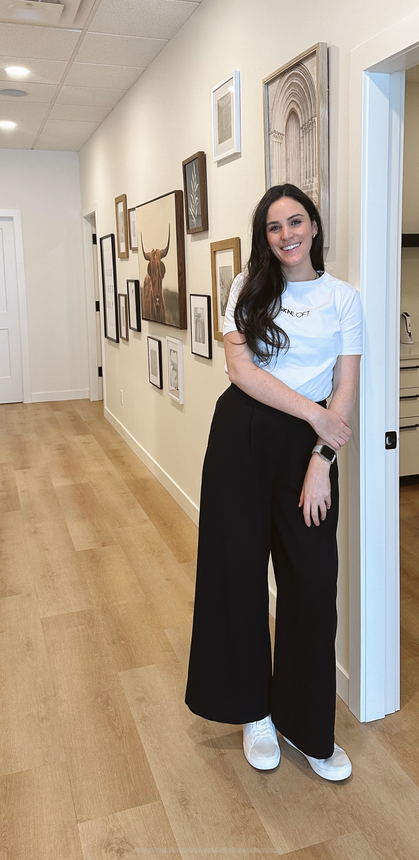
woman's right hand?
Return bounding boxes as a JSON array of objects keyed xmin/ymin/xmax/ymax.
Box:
[{"xmin": 310, "ymin": 405, "xmax": 352, "ymax": 449}]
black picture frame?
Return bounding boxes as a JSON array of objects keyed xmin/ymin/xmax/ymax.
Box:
[
  {"xmin": 190, "ymin": 294, "xmax": 212, "ymax": 359},
  {"xmin": 100, "ymin": 233, "xmax": 119, "ymax": 342},
  {"xmin": 127, "ymin": 279, "xmax": 141, "ymax": 331},
  {"xmin": 147, "ymin": 336, "xmax": 163, "ymax": 389}
]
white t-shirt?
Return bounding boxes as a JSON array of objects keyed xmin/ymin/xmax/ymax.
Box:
[{"xmin": 223, "ymin": 271, "xmax": 363, "ymax": 402}]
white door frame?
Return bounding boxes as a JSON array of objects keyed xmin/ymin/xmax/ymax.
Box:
[
  {"xmin": 82, "ymin": 203, "xmax": 103, "ymax": 402},
  {"xmin": 349, "ymin": 26, "xmax": 419, "ymax": 721},
  {"xmin": 0, "ymin": 209, "xmax": 31, "ymax": 403}
]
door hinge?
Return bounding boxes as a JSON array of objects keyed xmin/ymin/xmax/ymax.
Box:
[
  {"xmin": 98, "ymin": 366, "xmax": 102, "ymax": 378},
  {"xmin": 92, "ymin": 233, "xmax": 97, "ymax": 245},
  {"xmin": 385, "ymin": 430, "xmax": 397, "ymax": 449},
  {"xmin": 95, "ymin": 300, "xmax": 100, "ymax": 312}
]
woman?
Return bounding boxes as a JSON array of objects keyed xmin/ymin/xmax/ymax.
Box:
[{"xmin": 185, "ymin": 184, "xmax": 362, "ymax": 782}]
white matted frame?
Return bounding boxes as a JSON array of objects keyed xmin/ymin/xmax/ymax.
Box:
[
  {"xmin": 211, "ymin": 70, "xmax": 241, "ymax": 161},
  {"xmin": 166, "ymin": 336, "xmax": 184, "ymax": 404},
  {"xmin": 264, "ymin": 43, "xmax": 329, "ymax": 245},
  {"xmin": 211, "ymin": 237, "xmax": 241, "ymax": 341}
]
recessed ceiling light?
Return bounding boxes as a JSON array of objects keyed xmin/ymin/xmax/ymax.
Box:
[
  {"xmin": 5, "ymin": 66, "xmax": 30, "ymax": 78},
  {"xmin": 0, "ymin": 88, "xmax": 27, "ymax": 97},
  {"xmin": 0, "ymin": 120, "xmax": 17, "ymax": 130}
]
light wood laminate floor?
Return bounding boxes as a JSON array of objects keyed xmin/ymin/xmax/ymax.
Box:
[{"xmin": 1, "ymin": 398, "xmax": 419, "ymax": 860}]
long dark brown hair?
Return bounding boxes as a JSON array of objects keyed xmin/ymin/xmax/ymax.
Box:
[{"xmin": 234, "ymin": 184, "xmax": 324, "ymax": 364}]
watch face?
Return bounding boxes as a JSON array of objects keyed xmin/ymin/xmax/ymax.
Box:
[{"xmin": 321, "ymin": 445, "xmax": 335, "ymax": 462}]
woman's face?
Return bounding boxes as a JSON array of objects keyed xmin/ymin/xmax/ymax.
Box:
[{"xmin": 265, "ymin": 196, "xmax": 318, "ymax": 281}]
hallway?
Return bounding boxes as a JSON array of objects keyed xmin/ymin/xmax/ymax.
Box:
[{"xmin": 1, "ymin": 399, "xmax": 419, "ymax": 859}]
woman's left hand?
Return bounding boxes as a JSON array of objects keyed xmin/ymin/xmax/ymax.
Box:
[{"xmin": 298, "ymin": 455, "xmax": 332, "ymax": 527}]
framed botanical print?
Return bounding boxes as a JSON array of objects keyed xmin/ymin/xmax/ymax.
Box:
[
  {"xmin": 100, "ymin": 233, "xmax": 119, "ymax": 342},
  {"xmin": 190, "ymin": 294, "xmax": 212, "ymax": 359},
  {"xmin": 182, "ymin": 151, "xmax": 209, "ymax": 233},
  {"xmin": 115, "ymin": 193, "xmax": 129, "ymax": 259},
  {"xmin": 210, "ymin": 237, "xmax": 241, "ymax": 341},
  {"xmin": 128, "ymin": 206, "xmax": 138, "ymax": 252},
  {"xmin": 127, "ymin": 279, "xmax": 141, "ymax": 331}
]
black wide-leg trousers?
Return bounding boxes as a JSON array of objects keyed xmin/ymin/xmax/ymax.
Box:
[{"xmin": 185, "ymin": 384, "xmax": 339, "ymax": 759}]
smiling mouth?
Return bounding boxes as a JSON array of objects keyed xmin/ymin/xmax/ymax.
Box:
[{"xmin": 281, "ymin": 242, "xmax": 301, "ymax": 251}]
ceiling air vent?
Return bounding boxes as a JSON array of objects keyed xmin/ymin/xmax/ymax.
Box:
[{"xmin": 0, "ymin": 0, "xmax": 86, "ymax": 27}]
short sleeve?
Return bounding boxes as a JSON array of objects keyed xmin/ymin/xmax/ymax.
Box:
[
  {"xmin": 222, "ymin": 273, "xmax": 245, "ymax": 337},
  {"xmin": 338, "ymin": 286, "xmax": 363, "ymax": 355}
]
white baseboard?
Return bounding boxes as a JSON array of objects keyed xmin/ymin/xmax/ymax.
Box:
[
  {"xmin": 105, "ymin": 407, "xmax": 200, "ymax": 526},
  {"xmin": 269, "ymin": 584, "xmax": 350, "ymax": 706},
  {"xmin": 31, "ymin": 388, "xmax": 89, "ymax": 402}
]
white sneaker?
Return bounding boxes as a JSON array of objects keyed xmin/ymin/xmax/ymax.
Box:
[
  {"xmin": 283, "ymin": 736, "xmax": 352, "ymax": 781},
  {"xmin": 243, "ymin": 716, "xmax": 280, "ymax": 770}
]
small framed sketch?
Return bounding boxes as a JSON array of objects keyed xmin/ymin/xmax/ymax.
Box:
[
  {"xmin": 147, "ymin": 337, "xmax": 163, "ymax": 389},
  {"xmin": 118, "ymin": 293, "xmax": 129, "ymax": 341},
  {"xmin": 182, "ymin": 151, "xmax": 209, "ymax": 233},
  {"xmin": 211, "ymin": 70, "xmax": 241, "ymax": 162},
  {"xmin": 127, "ymin": 279, "xmax": 141, "ymax": 331},
  {"xmin": 211, "ymin": 237, "xmax": 241, "ymax": 341},
  {"xmin": 166, "ymin": 337, "xmax": 184, "ymax": 404},
  {"xmin": 128, "ymin": 206, "xmax": 138, "ymax": 252},
  {"xmin": 100, "ymin": 233, "xmax": 119, "ymax": 342},
  {"xmin": 190, "ymin": 294, "xmax": 212, "ymax": 359},
  {"xmin": 115, "ymin": 193, "xmax": 129, "ymax": 259}
]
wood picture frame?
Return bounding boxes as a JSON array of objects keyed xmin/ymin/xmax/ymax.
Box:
[
  {"xmin": 127, "ymin": 278, "xmax": 141, "ymax": 331},
  {"xmin": 190, "ymin": 294, "xmax": 212, "ymax": 359},
  {"xmin": 263, "ymin": 43, "xmax": 329, "ymax": 245},
  {"xmin": 211, "ymin": 70, "xmax": 241, "ymax": 161},
  {"xmin": 100, "ymin": 233, "xmax": 119, "ymax": 342},
  {"xmin": 118, "ymin": 293, "xmax": 129, "ymax": 341},
  {"xmin": 115, "ymin": 193, "xmax": 129, "ymax": 259},
  {"xmin": 166, "ymin": 336, "xmax": 184, "ymax": 404},
  {"xmin": 182, "ymin": 151, "xmax": 209, "ymax": 233},
  {"xmin": 136, "ymin": 190, "xmax": 187, "ymax": 329},
  {"xmin": 128, "ymin": 206, "xmax": 138, "ymax": 252},
  {"xmin": 147, "ymin": 336, "xmax": 163, "ymax": 389},
  {"xmin": 210, "ymin": 237, "xmax": 241, "ymax": 341}
]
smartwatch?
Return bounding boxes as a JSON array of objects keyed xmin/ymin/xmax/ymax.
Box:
[{"xmin": 312, "ymin": 444, "xmax": 337, "ymax": 464}]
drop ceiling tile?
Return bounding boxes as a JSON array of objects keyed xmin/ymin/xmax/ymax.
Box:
[
  {"xmin": 0, "ymin": 22, "xmax": 80, "ymax": 61},
  {"xmin": 0, "ymin": 57, "xmax": 67, "ymax": 84},
  {"xmin": 56, "ymin": 84, "xmax": 126, "ymax": 107},
  {"xmin": 0, "ymin": 101, "xmax": 49, "ymax": 121},
  {"xmin": 0, "ymin": 82, "xmax": 57, "ymax": 102},
  {"xmin": 65, "ymin": 62, "xmax": 143, "ymax": 90},
  {"xmin": 35, "ymin": 133, "xmax": 89, "ymax": 151},
  {"xmin": 75, "ymin": 32, "xmax": 166, "ymax": 68},
  {"xmin": 88, "ymin": 0, "xmax": 199, "ymax": 39},
  {"xmin": 0, "ymin": 129, "xmax": 36, "ymax": 149},
  {"xmin": 49, "ymin": 102, "xmax": 111, "ymax": 122},
  {"xmin": 42, "ymin": 118, "xmax": 100, "ymax": 135}
]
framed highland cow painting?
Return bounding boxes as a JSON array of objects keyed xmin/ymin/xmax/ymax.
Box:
[{"xmin": 136, "ymin": 191, "xmax": 187, "ymax": 329}]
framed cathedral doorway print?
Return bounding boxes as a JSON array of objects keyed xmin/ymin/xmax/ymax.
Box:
[{"xmin": 263, "ymin": 43, "xmax": 329, "ymax": 245}]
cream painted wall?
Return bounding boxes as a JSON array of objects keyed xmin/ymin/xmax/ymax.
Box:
[
  {"xmin": 401, "ymin": 81, "xmax": 419, "ymax": 339},
  {"xmin": 0, "ymin": 150, "xmax": 88, "ymax": 401},
  {"xmin": 79, "ymin": 0, "xmax": 419, "ymax": 687}
]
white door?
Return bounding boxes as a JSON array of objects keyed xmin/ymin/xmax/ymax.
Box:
[{"xmin": 0, "ymin": 217, "xmax": 23, "ymax": 403}]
